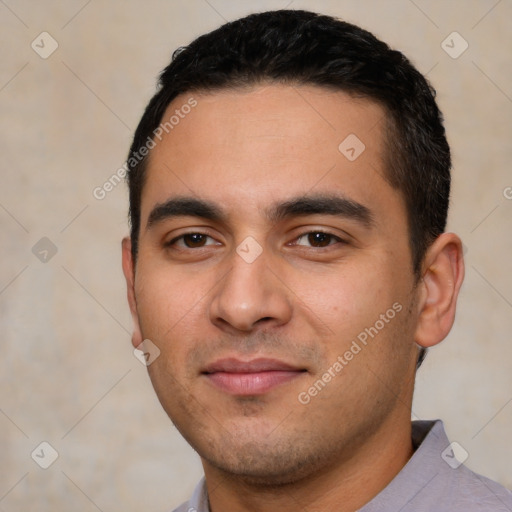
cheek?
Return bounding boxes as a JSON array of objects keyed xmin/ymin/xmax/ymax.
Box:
[
  {"xmin": 286, "ymin": 263, "xmax": 398, "ymax": 338},
  {"xmin": 134, "ymin": 262, "xmax": 209, "ymax": 346}
]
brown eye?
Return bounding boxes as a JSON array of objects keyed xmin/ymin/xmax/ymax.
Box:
[
  {"xmin": 168, "ymin": 233, "xmax": 219, "ymax": 249},
  {"xmin": 165, "ymin": 232, "xmax": 222, "ymax": 255},
  {"xmin": 182, "ymin": 233, "xmax": 208, "ymax": 248},
  {"xmin": 307, "ymin": 232, "xmax": 332, "ymax": 247},
  {"xmin": 295, "ymin": 231, "xmax": 341, "ymax": 248}
]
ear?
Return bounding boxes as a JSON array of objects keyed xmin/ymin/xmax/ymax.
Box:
[
  {"xmin": 414, "ymin": 232, "xmax": 465, "ymax": 348},
  {"xmin": 122, "ymin": 237, "xmax": 143, "ymax": 348}
]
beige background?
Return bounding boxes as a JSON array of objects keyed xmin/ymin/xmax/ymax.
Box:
[{"xmin": 0, "ymin": 0, "xmax": 510, "ymax": 510}]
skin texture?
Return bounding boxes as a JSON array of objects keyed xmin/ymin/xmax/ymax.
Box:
[{"xmin": 122, "ymin": 84, "xmax": 465, "ymax": 512}]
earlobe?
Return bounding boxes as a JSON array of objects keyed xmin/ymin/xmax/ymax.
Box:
[
  {"xmin": 121, "ymin": 237, "xmax": 143, "ymax": 348},
  {"xmin": 414, "ymin": 233, "xmax": 465, "ymax": 348}
]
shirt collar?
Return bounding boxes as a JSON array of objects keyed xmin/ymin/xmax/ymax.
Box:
[
  {"xmin": 187, "ymin": 476, "xmax": 209, "ymax": 512},
  {"xmin": 360, "ymin": 419, "xmax": 449, "ymax": 511}
]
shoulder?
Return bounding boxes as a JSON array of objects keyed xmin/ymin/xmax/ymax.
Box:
[
  {"xmin": 361, "ymin": 420, "xmax": 512, "ymax": 512},
  {"xmin": 170, "ymin": 504, "xmax": 196, "ymax": 512},
  {"xmin": 412, "ymin": 420, "xmax": 512, "ymax": 511},
  {"xmin": 443, "ymin": 464, "xmax": 512, "ymax": 511}
]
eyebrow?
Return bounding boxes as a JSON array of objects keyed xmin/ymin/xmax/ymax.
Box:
[
  {"xmin": 267, "ymin": 194, "xmax": 375, "ymax": 228},
  {"xmin": 146, "ymin": 197, "xmax": 224, "ymax": 229},
  {"xmin": 145, "ymin": 194, "xmax": 375, "ymax": 230}
]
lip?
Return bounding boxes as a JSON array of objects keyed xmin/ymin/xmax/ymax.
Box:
[{"xmin": 203, "ymin": 358, "xmax": 306, "ymax": 395}]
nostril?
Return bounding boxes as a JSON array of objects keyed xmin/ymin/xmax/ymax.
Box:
[{"xmin": 253, "ymin": 317, "xmax": 277, "ymax": 329}]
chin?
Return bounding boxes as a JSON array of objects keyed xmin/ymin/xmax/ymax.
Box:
[
  {"xmin": 208, "ymin": 456, "xmax": 316, "ymax": 488},
  {"xmin": 200, "ymin": 431, "xmax": 332, "ymax": 487}
]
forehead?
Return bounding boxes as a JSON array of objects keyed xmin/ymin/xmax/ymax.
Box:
[{"xmin": 141, "ymin": 83, "xmax": 399, "ymax": 222}]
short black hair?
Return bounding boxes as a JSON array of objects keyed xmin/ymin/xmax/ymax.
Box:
[{"xmin": 127, "ymin": 9, "xmax": 451, "ymax": 279}]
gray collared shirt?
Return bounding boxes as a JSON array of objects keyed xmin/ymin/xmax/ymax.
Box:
[{"xmin": 172, "ymin": 420, "xmax": 512, "ymax": 511}]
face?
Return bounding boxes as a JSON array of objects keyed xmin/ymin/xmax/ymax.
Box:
[{"xmin": 124, "ymin": 84, "xmax": 423, "ymax": 484}]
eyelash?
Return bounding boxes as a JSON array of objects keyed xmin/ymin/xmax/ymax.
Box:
[
  {"xmin": 167, "ymin": 233, "xmax": 219, "ymax": 249},
  {"xmin": 292, "ymin": 231, "xmax": 344, "ymax": 248},
  {"xmin": 166, "ymin": 230, "xmax": 345, "ymax": 250}
]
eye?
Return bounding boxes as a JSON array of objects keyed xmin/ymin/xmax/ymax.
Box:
[
  {"xmin": 294, "ymin": 231, "xmax": 343, "ymax": 248},
  {"xmin": 168, "ymin": 233, "xmax": 220, "ymax": 249}
]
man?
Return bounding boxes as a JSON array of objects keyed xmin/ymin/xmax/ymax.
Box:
[{"xmin": 121, "ymin": 10, "xmax": 512, "ymax": 512}]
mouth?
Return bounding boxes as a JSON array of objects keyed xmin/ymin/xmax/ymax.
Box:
[{"xmin": 202, "ymin": 357, "xmax": 307, "ymax": 396}]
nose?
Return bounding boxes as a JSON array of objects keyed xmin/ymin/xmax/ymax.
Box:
[{"xmin": 208, "ymin": 247, "xmax": 293, "ymax": 334}]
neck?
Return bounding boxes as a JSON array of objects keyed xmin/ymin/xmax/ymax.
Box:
[{"xmin": 203, "ymin": 415, "xmax": 414, "ymax": 512}]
